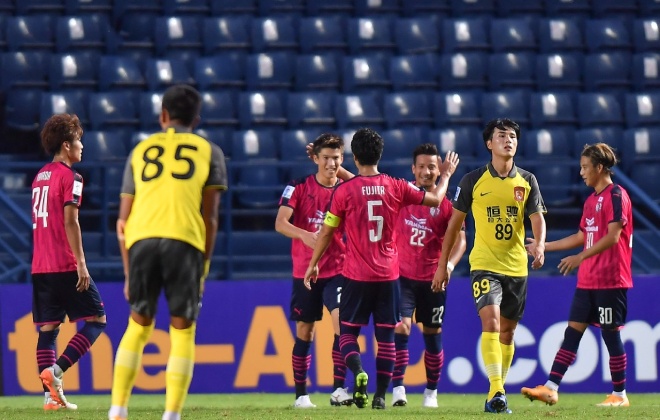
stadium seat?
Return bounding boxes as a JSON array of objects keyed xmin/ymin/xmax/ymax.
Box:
[
  {"xmin": 279, "ymin": 129, "xmax": 323, "ymax": 162},
  {"xmin": 144, "ymin": 58, "xmax": 195, "ymax": 91},
  {"xmin": 438, "ymin": 52, "xmax": 487, "ymax": 90},
  {"xmin": 306, "ymin": 0, "xmax": 353, "ymax": 16},
  {"xmin": 591, "ymin": 0, "xmax": 638, "ymax": 19},
  {"xmin": 544, "ymin": 0, "xmax": 590, "ymax": 19},
  {"xmin": 538, "ymin": 18, "xmax": 584, "ymax": 53},
  {"xmin": 108, "ymin": 15, "xmax": 155, "ymax": 65},
  {"xmin": 40, "ymin": 91, "xmax": 89, "ymax": 126},
  {"xmin": 0, "ymin": 15, "xmax": 6, "ymax": 51},
  {"xmin": 238, "ymin": 92, "xmax": 287, "ymax": 129},
  {"xmin": 639, "ymin": 0, "xmax": 660, "ymax": 16},
  {"xmin": 98, "ymin": 55, "xmax": 145, "ymax": 93},
  {"xmin": 245, "ymin": 52, "xmax": 294, "ymax": 91},
  {"xmin": 210, "ymin": 0, "xmax": 257, "ymax": 16},
  {"xmin": 536, "ymin": 53, "xmax": 582, "ymax": 92},
  {"xmin": 113, "ymin": 0, "xmax": 160, "ymax": 19},
  {"xmin": 442, "ymin": 18, "xmax": 490, "ymax": 52},
  {"xmin": 287, "ymin": 91, "xmax": 336, "ymax": 129},
  {"xmin": 194, "ymin": 53, "xmax": 246, "ymax": 92},
  {"xmin": 163, "ymin": 0, "xmax": 210, "ymax": 17},
  {"xmin": 585, "ymin": 19, "xmax": 632, "ymax": 53},
  {"xmin": 195, "ymin": 128, "xmax": 233, "ymax": 157},
  {"xmin": 65, "ymin": 0, "xmax": 112, "ymax": 16},
  {"xmin": 231, "ymin": 129, "xmax": 278, "ymax": 161},
  {"xmin": 401, "ymin": 0, "xmax": 450, "ymax": 17},
  {"xmin": 383, "ymin": 91, "xmax": 433, "ymax": 129},
  {"xmin": 481, "ymin": 91, "xmax": 529, "ymax": 127},
  {"xmin": 578, "ymin": 93, "xmax": 624, "ymax": 128},
  {"xmin": 632, "ymin": 19, "xmax": 660, "ymax": 53},
  {"xmin": 533, "ymin": 165, "xmax": 575, "ymax": 207},
  {"xmin": 389, "ymin": 54, "xmax": 437, "ymax": 90},
  {"xmin": 299, "ymin": 16, "xmax": 347, "ymax": 56},
  {"xmin": 488, "ymin": 53, "xmax": 535, "ymax": 91},
  {"xmin": 49, "ymin": 53, "xmax": 98, "ymax": 91},
  {"xmin": 4, "ymin": 89, "xmax": 42, "ymax": 131},
  {"xmin": 138, "ymin": 91, "xmax": 163, "ymax": 131},
  {"xmin": 335, "ymin": 93, "xmax": 384, "ymax": 129},
  {"xmin": 251, "ymin": 17, "xmax": 298, "ymax": 53},
  {"xmin": 0, "ymin": 51, "xmax": 49, "ymax": 90},
  {"xmin": 632, "ymin": 53, "xmax": 660, "ymax": 91},
  {"xmin": 347, "ymin": 17, "xmax": 396, "ymax": 56},
  {"xmin": 450, "ymin": 0, "xmax": 495, "ymax": 16},
  {"xmin": 81, "ymin": 130, "xmax": 129, "ymax": 161},
  {"xmin": 154, "ymin": 16, "xmax": 203, "ymax": 61},
  {"xmin": 529, "ymin": 92, "xmax": 578, "ymax": 129},
  {"xmin": 573, "ymin": 127, "xmax": 623, "ymax": 157},
  {"xmin": 625, "ymin": 93, "xmax": 660, "ymax": 128},
  {"xmin": 342, "ymin": 55, "xmax": 390, "ymax": 93},
  {"xmin": 203, "ymin": 16, "xmax": 251, "ymax": 56},
  {"xmin": 433, "ymin": 91, "xmax": 481, "ymax": 127},
  {"xmin": 523, "ymin": 128, "xmax": 572, "ymax": 160},
  {"xmin": 490, "ymin": 19, "xmax": 537, "ymax": 53},
  {"xmin": 56, "ymin": 15, "xmax": 108, "ymax": 55},
  {"xmin": 259, "ymin": 0, "xmax": 305, "ymax": 16},
  {"xmin": 630, "ymin": 163, "xmax": 660, "ymax": 202},
  {"xmin": 88, "ymin": 91, "xmax": 139, "ymax": 131},
  {"xmin": 380, "ymin": 128, "xmax": 425, "ymax": 162},
  {"xmin": 583, "ymin": 53, "xmax": 632, "ymax": 94},
  {"xmin": 394, "ymin": 17, "xmax": 441, "ymax": 55},
  {"xmin": 429, "ymin": 127, "xmax": 478, "ymax": 161},
  {"xmin": 6, "ymin": 15, "xmax": 55, "ymax": 52},
  {"xmin": 229, "ymin": 231, "xmax": 291, "ymax": 275},
  {"xmin": 294, "ymin": 54, "xmax": 340, "ymax": 91},
  {"xmin": 355, "ymin": 0, "xmax": 400, "ymax": 16},
  {"xmin": 621, "ymin": 127, "xmax": 660, "ymax": 171},
  {"xmin": 0, "ymin": 0, "xmax": 12, "ymax": 15},
  {"xmin": 15, "ymin": 0, "xmax": 64, "ymax": 15},
  {"xmin": 496, "ymin": 0, "xmax": 543, "ymax": 17}
]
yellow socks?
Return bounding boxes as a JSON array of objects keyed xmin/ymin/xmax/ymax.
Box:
[
  {"xmin": 111, "ymin": 317, "xmax": 155, "ymax": 407},
  {"xmin": 481, "ymin": 332, "xmax": 504, "ymax": 399},
  {"xmin": 165, "ymin": 323, "xmax": 196, "ymax": 414},
  {"xmin": 500, "ymin": 341, "xmax": 515, "ymax": 385}
]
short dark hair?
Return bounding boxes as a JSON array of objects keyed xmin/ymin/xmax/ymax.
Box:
[
  {"xmin": 412, "ymin": 143, "xmax": 439, "ymax": 164},
  {"xmin": 581, "ymin": 142, "xmax": 618, "ymax": 175},
  {"xmin": 482, "ymin": 118, "xmax": 520, "ymax": 151},
  {"xmin": 351, "ymin": 128, "xmax": 383, "ymax": 166},
  {"xmin": 161, "ymin": 84, "xmax": 201, "ymax": 126},
  {"xmin": 40, "ymin": 114, "xmax": 83, "ymax": 156},
  {"xmin": 313, "ymin": 133, "xmax": 344, "ymax": 155}
]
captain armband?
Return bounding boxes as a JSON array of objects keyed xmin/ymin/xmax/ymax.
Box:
[{"xmin": 324, "ymin": 211, "xmax": 341, "ymax": 228}]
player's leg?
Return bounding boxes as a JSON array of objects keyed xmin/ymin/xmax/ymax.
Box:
[
  {"xmin": 372, "ymin": 280, "xmax": 399, "ymax": 409},
  {"xmin": 392, "ymin": 277, "xmax": 414, "ymax": 407},
  {"xmin": 498, "ymin": 276, "xmax": 527, "ymax": 385},
  {"xmin": 416, "ymin": 280, "xmax": 447, "ymax": 408},
  {"xmin": 596, "ymin": 289, "xmax": 630, "ymax": 407},
  {"xmin": 323, "ymin": 275, "xmax": 352, "ymax": 406}
]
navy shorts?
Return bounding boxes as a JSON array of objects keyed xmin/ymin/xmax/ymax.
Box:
[
  {"xmin": 339, "ymin": 277, "xmax": 399, "ymax": 327},
  {"xmin": 569, "ymin": 288, "xmax": 628, "ymax": 330},
  {"xmin": 399, "ymin": 276, "xmax": 447, "ymax": 328},
  {"xmin": 290, "ymin": 275, "xmax": 344, "ymax": 323},
  {"xmin": 470, "ymin": 270, "xmax": 527, "ymax": 321},
  {"xmin": 128, "ymin": 238, "xmax": 204, "ymax": 321},
  {"xmin": 32, "ymin": 271, "xmax": 105, "ymax": 325}
]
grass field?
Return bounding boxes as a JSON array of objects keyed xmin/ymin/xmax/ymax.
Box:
[{"xmin": 1, "ymin": 393, "xmax": 659, "ymax": 420}]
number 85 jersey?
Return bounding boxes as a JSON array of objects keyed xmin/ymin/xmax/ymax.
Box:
[{"xmin": 121, "ymin": 128, "xmax": 228, "ymax": 253}]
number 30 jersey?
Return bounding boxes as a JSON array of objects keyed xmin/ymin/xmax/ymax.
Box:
[
  {"xmin": 453, "ymin": 162, "xmax": 545, "ymax": 277},
  {"xmin": 31, "ymin": 162, "xmax": 83, "ymax": 274},
  {"xmin": 121, "ymin": 127, "xmax": 228, "ymax": 252}
]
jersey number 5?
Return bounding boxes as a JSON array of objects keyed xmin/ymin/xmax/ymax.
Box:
[
  {"xmin": 367, "ymin": 200, "xmax": 383, "ymax": 242},
  {"xmin": 31, "ymin": 186, "xmax": 49, "ymax": 229},
  {"xmin": 141, "ymin": 144, "xmax": 198, "ymax": 182}
]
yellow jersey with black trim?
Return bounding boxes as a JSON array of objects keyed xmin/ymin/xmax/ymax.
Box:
[
  {"xmin": 121, "ymin": 127, "xmax": 228, "ymax": 252},
  {"xmin": 453, "ymin": 162, "xmax": 546, "ymax": 277}
]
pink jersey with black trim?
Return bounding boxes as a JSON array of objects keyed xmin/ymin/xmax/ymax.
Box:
[
  {"xmin": 279, "ymin": 174, "xmax": 345, "ymax": 278},
  {"xmin": 577, "ymin": 183, "xmax": 633, "ymax": 289},
  {"xmin": 397, "ymin": 196, "xmax": 454, "ymax": 281},
  {"xmin": 328, "ymin": 174, "xmax": 425, "ymax": 281},
  {"xmin": 31, "ymin": 162, "xmax": 83, "ymax": 274}
]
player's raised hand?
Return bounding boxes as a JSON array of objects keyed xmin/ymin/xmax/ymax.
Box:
[
  {"xmin": 303, "ymin": 264, "xmax": 319, "ymax": 290},
  {"xmin": 440, "ymin": 151, "xmax": 460, "ymax": 178}
]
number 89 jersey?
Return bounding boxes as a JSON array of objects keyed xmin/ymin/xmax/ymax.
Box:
[
  {"xmin": 122, "ymin": 128, "xmax": 228, "ymax": 253},
  {"xmin": 454, "ymin": 163, "xmax": 546, "ymax": 277}
]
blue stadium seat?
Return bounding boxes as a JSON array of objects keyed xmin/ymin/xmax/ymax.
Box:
[
  {"xmin": 306, "ymin": 0, "xmax": 353, "ymax": 16},
  {"xmin": 235, "ymin": 164, "xmax": 282, "ymax": 209},
  {"xmin": 113, "ymin": 0, "xmax": 160, "ymax": 19},
  {"xmin": 496, "ymin": 0, "xmax": 543, "ymax": 17},
  {"xmin": 538, "ymin": 18, "xmax": 584, "ymax": 53},
  {"xmin": 389, "ymin": 54, "xmax": 437, "ymax": 90},
  {"xmin": 632, "ymin": 53, "xmax": 660, "ymax": 91},
  {"xmin": 238, "ymin": 91, "xmax": 287, "ymax": 129},
  {"xmin": 229, "ymin": 231, "xmax": 291, "ymax": 276},
  {"xmin": 401, "ymin": 0, "xmax": 450, "ymax": 17},
  {"xmin": 16, "ymin": 0, "xmax": 64, "ymax": 15},
  {"xmin": 6, "ymin": 15, "xmax": 55, "ymax": 52},
  {"xmin": 49, "ymin": 53, "xmax": 98, "ymax": 91},
  {"xmin": 203, "ymin": 16, "xmax": 251, "ymax": 56},
  {"xmin": 138, "ymin": 91, "xmax": 163, "ymax": 131},
  {"xmin": 65, "ymin": 0, "xmax": 112, "ymax": 16},
  {"xmin": 536, "ymin": 53, "xmax": 582, "ymax": 91},
  {"xmin": 481, "ymin": 91, "xmax": 529, "ymax": 127},
  {"xmin": 0, "ymin": 0, "xmax": 12, "ymax": 14},
  {"xmin": 347, "ymin": 17, "xmax": 396, "ymax": 56},
  {"xmin": 625, "ymin": 93, "xmax": 660, "ymax": 128},
  {"xmin": 81, "ymin": 130, "xmax": 129, "ymax": 161},
  {"xmin": 342, "ymin": 55, "xmax": 390, "ymax": 93},
  {"xmin": 108, "ymin": 15, "xmax": 155, "ymax": 65},
  {"xmin": 450, "ymin": 0, "xmax": 495, "ymax": 16},
  {"xmin": 488, "ymin": 53, "xmax": 535, "ymax": 91},
  {"xmin": 529, "ymin": 92, "xmax": 578, "ymax": 129},
  {"xmin": 154, "ymin": 17, "xmax": 203, "ymax": 61},
  {"xmin": 591, "ymin": 0, "xmax": 638, "ymax": 19},
  {"xmin": 163, "ymin": 0, "xmax": 210, "ymax": 17},
  {"xmin": 442, "ymin": 18, "xmax": 489, "ymax": 52},
  {"xmin": 383, "ymin": 91, "xmax": 433, "ymax": 129},
  {"xmin": 0, "ymin": 15, "xmax": 6, "ymax": 51},
  {"xmin": 355, "ymin": 0, "xmax": 400, "ymax": 16},
  {"xmin": 523, "ymin": 128, "xmax": 572, "ymax": 160},
  {"xmin": 144, "ymin": 58, "xmax": 195, "ymax": 91},
  {"xmin": 4, "ymin": 89, "xmax": 42, "ymax": 131},
  {"xmin": 573, "ymin": 127, "xmax": 623, "ymax": 157},
  {"xmin": 279, "ymin": 129, "xmax": 323, "ymax": 162},
  {"xmin": 88, "ymin": 91, "xmax": 139, "ymax": 131},
  {"xmin": 433, "ymin": 91, "xmax": 481, "ymax": 127},
  {"xmin": 380, "ymin": 128, "xmax": 424, "ymax": 162},
  {"xmin": 438, "ymin": 52, "xmax": 487, "ymax": 90},
  {"xmin": 299, "ymin": 16, "xmax": 347, "ymax": 55},
  {"xmin": 251, "ymin": 16, "xmax": 298, "ymax": 52},
  {"xmin": 583, "ymin": 52, "xmax": 632, "ymax": 94},
  {"xmin": 195, "ymin": 128, "xmax": 233, "ymax": 156},
  {"xmin": 630, "ymin": 163, "xmax": 660, "ymax": 202},
  {"xmin": 259, "ymin": 0, "xmax": 305, "ymax": 16},
  {"xmin": 533, "ymin": 165, "xmax": 575, "ymax": 207},
  {"xmin": 194, "ymin": 53, "xmax": 246, "ymax": 92},
  {"xmin": 633, "ymin": 19, "xmax": 660, "ymax": 53},
  {"xmin": 639, "ymin": 0, "xmax": 660, "ymax": 16},
  {"xmin": 585, "ymin": 19, "xmax": 632, "ymax": 53},
  {"xmin": 98, "ymin": 55, "xmax": 145, "ymax": 93},
  {"xmin": 287, "ymin": 91, "xmax": 336, "ymax": 129},
  {"xmin": 1, "ymin": 51, "xmax": 49, "ymax": 90},
  {"xmin": 211, "ymin": 0, "xmax": 257, "ymax": 16},
  {"xmin": 578, "ymin": 93, "xmax": 624, "ymax": 128},
  {"xmin": 294, "ymin": 54, "xmax": 340, "ymax": 91},
  {"xmin": 394, "ymin": 17, "xmax": 440, "ymax": 55},
  {"xmin": 231, "ymin": 129, "xmax": 278, "ymax": 161},
  {"xmin": 245, "ymin": 52, "xmax": 294, "ymax": 91},
  {"xmin": 544, "ymin": 0, "xmax": 590, "ymax": 19},
  {"xmin": 429, "ymin": 127, "xmax": 479, "ymax": 161},
  {"xmin": 490, "ymin": 18, "xmax": 537, "ymax": 53},
  {"xmin": 40, "ymin": 91, "xmax": 89, "ymax": 126},
  {"xmin": 56, "ymin": 15, "xmax": 108, "ymax": 55},
  {"xmin": 335, "ymin": 93, "xmax": 384, "ymax": 129},
  {"xmin": 621, "ymin": 127, "xmax": 660, "ymax": 172}
]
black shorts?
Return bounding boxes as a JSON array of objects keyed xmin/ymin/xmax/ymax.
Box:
[
  {"xmin": 470, "ymin": 270, "xmax": 527, "ymax": 321},
  {"xmin": 339, "ymin": 277, "xmax": 399, "ymax": 327},
  {"xmin": 290, "ymin": 275, "xmax": 344, "ymax": 323},
  {"xmin": 399, "ymin": 276, "xmax": 447, "ymax": 328},
  {"xmin": 128, "ymin": 238, "xmax": 204, "ymax": 321},
  {"xmin": 569, "ymin": 288, "xmax": 628, "ymax": 330},
  {"xmin": 32, "ymin": 271, "xmax": 105, "ymax": 325}
]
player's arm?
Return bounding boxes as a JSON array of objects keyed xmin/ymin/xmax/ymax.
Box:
[
  {"xmin": 202, "ymin": 187, "xmax": 221, "ymax": 277},
  {"xmin": 558, "ymin": 222, "xmax": 623, "ymax": 275},
  {"xmin": 536, "ymin": 230, "xmax": 584, "ymax": 252},
  {"xmin": 304, "ymin": 212, "xmax": 339, "ymax": 289},
  {"xmin": 117, "ymin": 194, "xmax": 133, "ymax": 298},
  {"xmin": 447, "ymin": 228, "xmax": 467, "ymax": 275},
  {"xmin": 336, "ymin": 165, "xmax": 355, "ymax": 181},
  {"xmin": 422, "ymin": 151, "xmax": 459, "ymax": 208},
  {"xmin": 64, "ymin": 204, "xmax": 90, "ymax": 292},
  {"xmin": 432, "ymin": 208, "xmax": 467, "ymax": 292},
  {"xmin": 275, "ymin": 205, "xmax": 317, "ymax": 249},
  {"xmin": 528, "ymin": 212, "xmax": 547, "ymax": 269}
]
